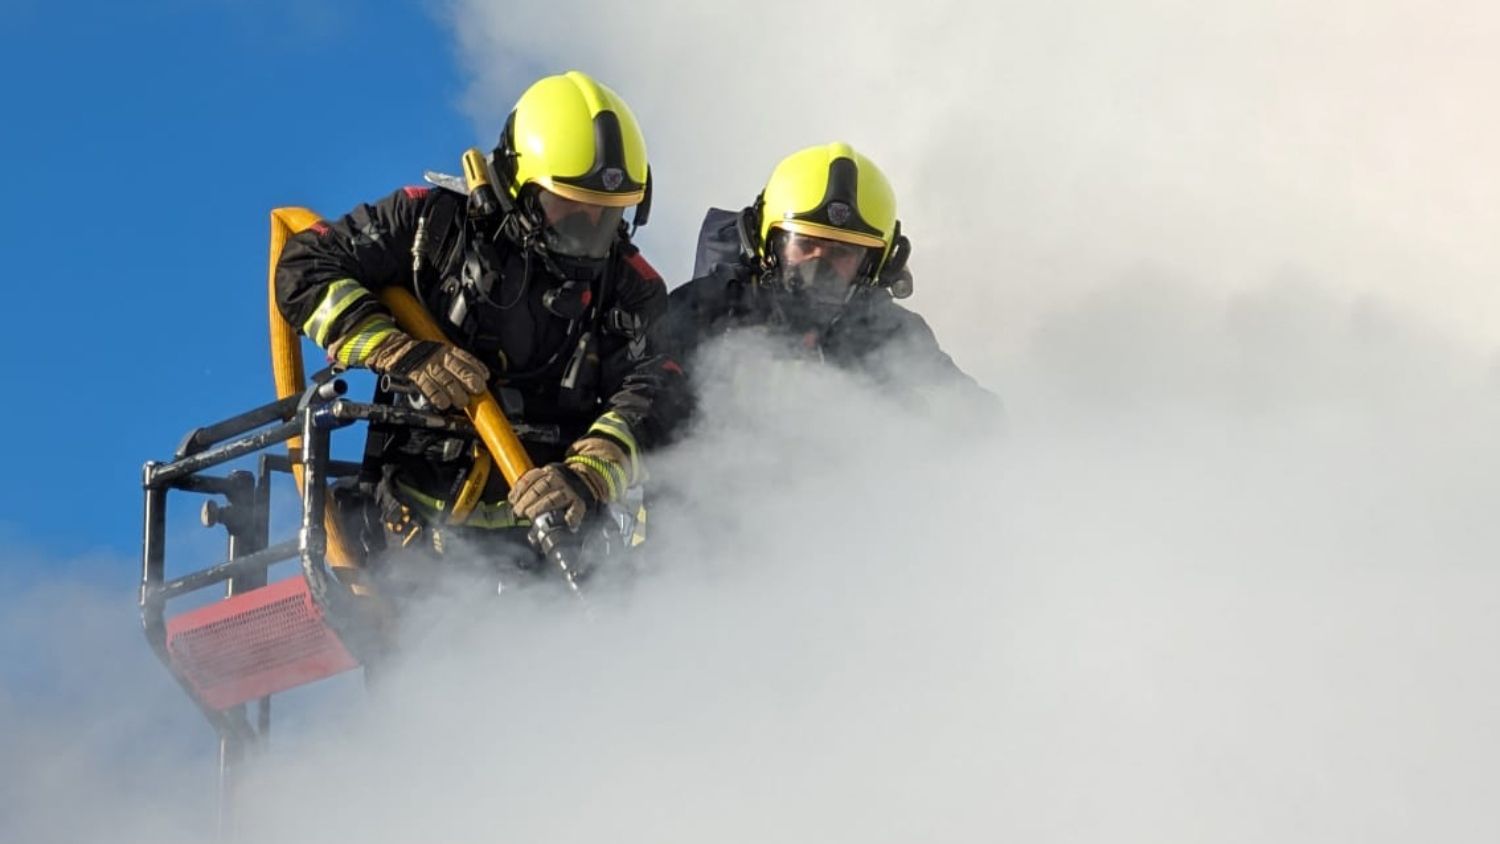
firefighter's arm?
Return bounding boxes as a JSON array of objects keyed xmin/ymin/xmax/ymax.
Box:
[
  {"xmin": 886, "ymin": 307, "xmax": 1004, "ymax": 422},
  {"xmin": 511, "ymin": 363, "xmax": 663, "ymax": 521},
  {"xmin": 900, "ymin": 311, "xmax": 978, "ymax": 385},
  {"xmin": 510, "ymin": 250, "xmax": 685, "ymax": 523},
  {"xmin": 578, "ymin": 248, "xmax": 686, "ymax": 497},
  {"xmin": 274, "ymin": 188, "xmax": 488, "ymax": 407},
  {"xmin": 274, "ymin": 188, "xmax": 428, "ymax": 355}
]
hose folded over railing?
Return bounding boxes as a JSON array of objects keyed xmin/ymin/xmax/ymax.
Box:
[{"xmin": 268, "ymin": 208, "xmax": 363, "ymax": 586}]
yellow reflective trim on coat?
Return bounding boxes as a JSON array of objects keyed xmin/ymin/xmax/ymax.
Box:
[
  {"xmin": 566, "ymin": 454, "xmax": 624, "ymax": 501},
  {"xmin": 302, "ymin": 279, "xmax": 371, "ymax": 347},
  {"xmin": 630, "ymin": 503, "xmax": 647, "ymax": 547},
  {"xmin": 333, "ymin": 316, "xmax": 397, "ymax": 366},
  {"xmin": 587, "ymin": 412, "xmax": 640, "ymax": 481}
]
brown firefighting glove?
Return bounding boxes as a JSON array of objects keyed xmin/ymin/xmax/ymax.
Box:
[
  {"xmin": 507, "ymin": 437, "xmax": 632, "ymax": 528},
  {"xmin": 363, "ymin": 332, "xmax": 490, "ymax": 411},
  {"xmin": 508, "ymin": 464, "xmax": 596, "ymax": 529}
]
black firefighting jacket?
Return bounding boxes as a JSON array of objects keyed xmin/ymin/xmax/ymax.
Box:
[
  {"xmin": 275, "ymin": 185, "xmax": 683, "ymax": 521},
  {"xmin": 659, "ymin": 270, "xmax": 981, "ymax": 384},
  {"xmin": 661, "ymin": 207, "xmax": 984, "ymax": 387},
  {"xmin": 653, "ymin": 214, "xmax": 997, "ymax": 443}
]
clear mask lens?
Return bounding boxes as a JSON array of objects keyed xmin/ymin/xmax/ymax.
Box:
[
  {"xmin": 536, "ymin": 190, "xmax": 625, "ymax": 259},
  {"xmin": 785, "ymin": 259, "xmax": 854, "ymax": 308},
  {"xmin": 772, "ymin": 231, "xmax": 877, "ymax": 306}
]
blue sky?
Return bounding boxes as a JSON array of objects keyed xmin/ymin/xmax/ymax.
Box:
[{"xmin": 0, "ymin": 1, "xmax": 488, "ymax": 576}]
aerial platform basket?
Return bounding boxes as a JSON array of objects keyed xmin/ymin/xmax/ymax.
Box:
[
  {"xmin": 137, "ymin": 208, "xmax": 496, "ymax": 832},
  {"xmin": 141, "ymin": 368, "xmax": 505, "ymax": 719},
  {"xmin": 140, "ymin": 209, "xmax": 373, "ymax": 736},
  {"xmin": 140, "ymin": 205, "xmax": 554, "ymax": 836}
]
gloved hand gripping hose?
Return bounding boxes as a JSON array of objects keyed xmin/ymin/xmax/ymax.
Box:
[{"xmin": 375, "ymin": 286, "xmax": 588, "ymax": 593}]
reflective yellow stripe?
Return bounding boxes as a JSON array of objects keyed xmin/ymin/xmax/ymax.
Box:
[
  {"xmin": 302, "ymin": 279, "xmax": 371, "ymax": 347},
  {"xmin": 587, "ymin": 411, "xmax": 640, "ymax": 482},
  {"xmin": 567, "ymin": 454, "xmax": 624, "ymax": 501},
  {"xmin": 589, "ymin": 412, "xmax": 639, "ymax": 460},
  {"xmin": 630, "ymin": 504, "xmax": 647, "ymax": 547},
  {"xmin": 333, "ymin": 316, "xmax": 397, "ymax": 366}
]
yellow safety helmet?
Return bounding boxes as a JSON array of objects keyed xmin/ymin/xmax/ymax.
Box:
[
  {"xmin": 494, "ymin": 71, "xmax": 650, "ymax": 212},
  {"xmin": 757, "ymin": 142, "xmax": 901, "ymax": 270}
]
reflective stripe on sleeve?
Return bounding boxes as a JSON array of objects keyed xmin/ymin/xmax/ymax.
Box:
[
  {"xmin": 566, "ymin": 454, "xmax": 626, "ymax": 502},
  {"xmin": 301, "ymin": 279, "xmax": 373, "ymax": 347},
  {"xmin": 332, "ymin": 315, "xmax": 398, "ymax": 366},
  {"xmin": 586, "ymin": 411, "xmax": 640, "ymax": 483}
]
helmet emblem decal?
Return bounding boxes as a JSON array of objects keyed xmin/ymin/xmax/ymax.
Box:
[
  {"xmin": 827, "ymin": 201, "xmax": 852, "ymax": 226},
  {"xmin": 602, "ymin": 167, "xmax": 624, "ymax": 191}
]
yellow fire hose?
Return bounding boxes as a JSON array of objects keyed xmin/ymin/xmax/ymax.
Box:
[
  {"xmin": 377, "ymin": 285, "xmax": 588, "ymax": 591},
  {"xmin": 373, "ymin": 287, "xmax": 537, "ymax": 485},
  {"xmin": 268, "ymin": 208, "xmax": 364, "ymax": 587}
]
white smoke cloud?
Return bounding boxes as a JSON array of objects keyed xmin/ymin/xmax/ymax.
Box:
[
  {"xmin": 444, "ymin": 0, "xmax": 1500, "ymax": 370},
  {"xmin": 9, "ymin": 341, "xmax": 1499, "ymax": 842},
  {"xmin": 220, "ymin": 336, "xmax": 1499, "ymax": 842},
  {"xmin": 0, "ymin": 557, "xmax": 218, "ymax": 842}
]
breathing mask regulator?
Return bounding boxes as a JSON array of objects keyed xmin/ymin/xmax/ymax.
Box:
[{"xmin": 439, "ymin": 149, "xmax": 599, "ymax": 326}]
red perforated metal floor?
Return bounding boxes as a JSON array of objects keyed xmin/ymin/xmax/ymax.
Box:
[{"xmin": 165, "ymin": 576, "xmax": 359, "ymax": 710}]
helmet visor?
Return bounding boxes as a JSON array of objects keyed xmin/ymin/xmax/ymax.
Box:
[
  {"xmin": 536, "ymin": 189, "xmax": 626, "ymax": 259},
  {"xmin": 771, "ymin": 230, "xmax": 879, "ymax": 306}
]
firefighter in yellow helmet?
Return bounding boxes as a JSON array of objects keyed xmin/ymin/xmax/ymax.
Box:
[
  {"xmin": 659, "ymin": 142, "xmax": 987, "ymax": 402},
  {"xmin": 275, "ymin": 71, "xmax": 684, "ymax": 579}
]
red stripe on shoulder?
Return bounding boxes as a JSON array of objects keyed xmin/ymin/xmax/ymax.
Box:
[
  {"xmin": 402, "ymin": 186, "xmax": 431, "ymax": 199},
  {"xmin": 309, "ymin": 221, "xmax": 331, "ymax": 236},
  {"xmin": 623, "ymin": 251, "xmax": 663, "ymax": 285}
]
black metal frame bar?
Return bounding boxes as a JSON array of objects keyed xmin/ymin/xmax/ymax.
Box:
[{"xmin": 156, "ymin": 540, "xmax": 301, "ymax": 601}]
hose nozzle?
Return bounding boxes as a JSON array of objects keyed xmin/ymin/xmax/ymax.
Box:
[{"xmin": 528, "ymin": 511, "xmax": 589, "ymax": 593}]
